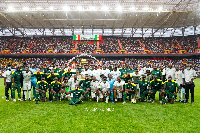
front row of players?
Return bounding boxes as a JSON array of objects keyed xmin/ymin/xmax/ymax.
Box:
[{"xmin": 35, "ymin": 74, "xmax": 182, "ymax": 106}]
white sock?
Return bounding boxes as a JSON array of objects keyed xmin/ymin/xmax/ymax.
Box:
[
  {"xmin": 97, "ymin": 96, "xmax": 99, "ymax": 102},
  {"xmin": 61, "ymin": 93, "xmax": 63, "ymax": 99},
  {"xmin": 24, "ymin": 91, "xmax": 27, "ymax": 100},
  {"xmin": 115, "ymin": 99, "xmax": 117, "ymax": 101},
  {"xmin": 106, "ymin": 96, "xmax": 109, "ymax": 102},
  {"xmin": 28, "ymin": 91, "xmax": 31, "ymax": 99}
]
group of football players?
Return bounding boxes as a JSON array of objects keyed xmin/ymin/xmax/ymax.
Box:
[{"xmin": 2, "ymin": 62, "xmax": 197, "ymax": 106}]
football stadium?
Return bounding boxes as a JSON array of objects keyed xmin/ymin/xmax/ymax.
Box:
[{"xmin": 0, "ymin": 0, "xmax": 200, "ymax": 132}]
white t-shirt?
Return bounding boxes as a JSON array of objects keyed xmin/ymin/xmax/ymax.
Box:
[
  {"xmin": 22, "ymin": 71, "xmax": 32, "ymax": 82},
  {"xmin": 175, "ymin": 70, "xmax": 184, "ymax": 85},
  {"xmin": 2, "ymin": 70, "xmax": 12, "ymax": 82},
  {"xmin": 110, "ymin": 70, "xmax": 121, "ymax": 80},
  {"xmin": 68, "ymin": 78, "xmax": 80, "ymax": 90},
  {"xmin": 100, "ymin": 81, "xmax": 110, "ymax": 92},
  {"xmin": 165, "ymin": 68, "xmax": 176, "ymax": 80},
  {"xmin": 101, "ymin": 69, "xmax": 110, "ymax": 77},
  {"xmin": 113, "ymin": 80, "xmax": 125, "ymax": 91},
  {"xmin": 90, "ymin": 80, "xmax": 100, "ymax": 91},
  {"xmin": 184, "ymin": 69, "xmax": 197, "ymax": 82}
]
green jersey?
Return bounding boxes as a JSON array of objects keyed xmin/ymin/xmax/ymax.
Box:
[
  {"xmin": 34, "ymin": 72, "xmax": 46, "ymax": 82},
  {"xmin": 149, "ymin": 79, "xmax": 164, "ymax": 91},
  {"xmin": 43, "ymin": 67, "xmax": 51, "ymax": 73},
  {"xmin": 62, "ymin": 71, "xmax": 76, "ymax": 79},
  {"xmin": 137, "ymin": 80, "xmax": 149, "ymax": 92},
  {"xmin": 58, "ymin": 70, "xmax": 66, "ymax": 79},
  {"xmin": 51, "ymin": 81, "xmax": 61, "ymax": 92},
  {"xmin": 121, "ymin": 75, "xmax": 133, "ymax": 83},
  {"xmin": 36, "ymin": 81, "xmax": 48, "ymax": 90},
  {"xmin": 54, "ymin": 68, "xmax": 61, "ymax": 73},
  {"xmin": 11, "ymin": 70, "xmax": 22, "ymax": 83},
  {"xmin": 47, "ymin": 73, "xmax": 60, "ymax": 84},
  {"xmin": 77, "ymin": 68, "xmax": 84, "ymax": 73},
  {"xmin": 165, "ymin": 80, "xmax": 179, "ymax": 93},
  {"xmin": 125, "ymin": 83, "xmax": 137, "ymax": 91},
  {"xmin": 119, "ymin": 68, "xmax": 128, "ymax": 76},
  {"xmin": 128, "ymin": 69, "xmax": 135, "ymax": 74},
  {"xmin": 70, "ymin": 89, "xmax": 84, "ymax": 99},
  {"xmin": 151, "ymin": 69, "xmax": 162, "ymax": 79},
  {"xmin": 80, "ymin": 79, "xmax": 91, "ymax": 89}
]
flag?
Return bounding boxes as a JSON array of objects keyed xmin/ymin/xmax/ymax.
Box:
[{"xmin": 73, "ymin": 35, "xmax": 80, "ymax": 40}]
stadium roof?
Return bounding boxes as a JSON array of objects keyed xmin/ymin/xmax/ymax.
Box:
[{"xmin": 0, "ymin": 0, "xmax": 200, "ymax": 30}]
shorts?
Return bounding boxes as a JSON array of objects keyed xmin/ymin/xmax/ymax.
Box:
[
  {"xmin": 117, "ymin": 90, "xmax": 122, "ymax": 98},
  {"xmin": 31, "ymin": 80, "xmax": 37, "ymax": 88},
  {"xmin": 91, "ymin": 92, "xmax": 96, "ymax": 98},
  {"xmin": 23, "ymin": 81, "xmax": 31, "ymax": 90},
  {"xmin": 99, "ymin": 90, "xmax": 107, "ymax": 99}
]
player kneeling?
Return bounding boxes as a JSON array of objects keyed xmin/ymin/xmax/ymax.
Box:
[
  {"xmin": 90, "ymin": 76, "xmax": 100, "ymax": 102},
  {"xmin": 35, "ymin": 77, "xmax": 48, "ymax": 104},
  {"xmin": 113, "ymin": 77, "xmax": 125, "ymax": 103},
  {"xmin": 160, "ymin": 75, "xmax": 180, "ymax": 104},
  {"xmin": 66, "ymin": 84, "xmax": 89, "ymax": 106},
  {"xmin": 61, "ymin": 77, "xmax": 70, "ymax": 101},
  {"xmin": 99, "ymin": 76, "xmax": 110, "ymax": 103},
  {"xmin": 50, "ymin": 77, "xmax": 62, "ymax": 102},
  {"xmin": 123, "ymin": 80, "xmax": 137, "ymax": 104}
]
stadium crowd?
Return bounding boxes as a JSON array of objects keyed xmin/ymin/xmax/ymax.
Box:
[
  {"xmin": 1, "ymin": 57, "xmax": 198, "ymax": 105},
  {"xmin": 0, "ymin": 36, "xmax": 199, "ymax": 54}
]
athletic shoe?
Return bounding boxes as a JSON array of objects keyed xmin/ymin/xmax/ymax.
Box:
[
  {"xmin": 147, "ymin": 100, "xmax": 151, "ymax": 103},
  {"xmin": 13, "ymin": 99, "xmax": 16, "ymax": 102},
  {"xmin": 159, "ymin": 101, "xmax": 162, "ymax": 104},
  {"xmin": 74, "ymin": 104, "xmax": 77, "ymax": 106},
  {"xmin": 35, "ymin": 101, "xmax": 38, "ymax": 104},
  {"xmin": 191, "ymin": 102, "xmax": 194, "ymax": 104},
  {"xmin": 122, "ymin": 101, "xmax": 126, "ymax": 104},
  {"xmin": 112, "ymin": 101, "xmax": 114, "ymax": 103},
  {"xmin": 152, "ymin": 100, "xmax": 155, "ymax": 103},
  {"xmin": 33, "ymin": 98, "xmax": 36, "ymax": 101},
  {"xmin": 162, "ymin": 101, "xmax": 166, "ymax": 105},
  {"xmin": 29, "ymin": 98, "xmax": 31, "ymax": 101},
  {"xmin": 18, "ymin": 99, "xmax": 23, "ymax": 101},
  {"xmin": 69, "ymin": 103, "xmax": 73, "ymax": 105},
  {"xmin": 105, "ymin": 101, "xmax": 108, "ymax": 103},
  {"xmin": 114, "ymin": 101, "xmax": 117, "ymax": 104},
  {"xmin": 24, "ymin": 99, "xmax": 27, "ymax": 101},
  {"xmin": 6, "ymin": 99, "xmax": 9, "ymax": 101},
  {"xmin": 50, "ymin": 100, "xmax": 53, "ymax": 102}
]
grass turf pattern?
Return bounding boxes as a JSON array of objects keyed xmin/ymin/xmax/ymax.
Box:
[{"xmin": 0, "ymin": 78, "xmax": 200, "ymax": 132}]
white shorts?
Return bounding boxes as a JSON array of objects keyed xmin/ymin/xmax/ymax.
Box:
[
  {"xmin": 99, "ymin": 90, "xmax": 107, "ymax": 99},
  {"xmin": 91, "ymin": 92, "xmax": 96, "ymax": 98},
  {"xmin": 117, "ymin": 90, "xmax": 122, "ymax": 98},
  {"xmin": 23, "ymin": 81, "xmax": 31, "ymax": 90}
]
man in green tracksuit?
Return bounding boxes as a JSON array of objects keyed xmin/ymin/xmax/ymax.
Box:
[
  {"xmin": 50, "ymin": 77, "xmax": 62, "ymax": 102},
  {"xmin": 122, "ymin": 80, "xmax": 137, "ymax": 104},
  {"xmin": 11, "ymin": 66, "xmax": 23, "ymax": 102},
  {"xmin": 151, "ymin": 66, "xmax": 162, "ymax": 80},
  {"xmin": 80, "ymin": 75, "xmax": 91, "ymax": 101},
  {"xmin": 35, "ymin": 77, "xmax": 48, "ymax": 104},
  {"xmin": 66, "ymin": 84, "xmax": 89, "ymax": 106},
  {"xmin": 47, "ymin": 71, "xmax": 60, "ymax": 101},
  {"xmin": 161, "ymin": 75, "xmax": 180, "ymax": 104},
  {"xmin": 137, "ymin": 75, "xmax": 149, "ymax": 102},
  {"xmin": 62, "ymin": 68, "xmax": 76, "ymax": 80},
  {"xmin": 148, "ymin": 75, "xmax": 164, "ymax": 103}
]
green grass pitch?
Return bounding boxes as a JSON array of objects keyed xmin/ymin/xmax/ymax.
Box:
[{"xmin": 0, "ymin": 78, "xmax": 200, "ymax": 132}]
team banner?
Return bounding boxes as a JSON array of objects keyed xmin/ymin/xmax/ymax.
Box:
[{"xmin": 73, "ymin": 35, "xmax": 102, "ymax": 41}]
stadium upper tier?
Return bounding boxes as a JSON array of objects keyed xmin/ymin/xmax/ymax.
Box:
[{"xmin": 0, "ymin": 36, "xmax": 199, "ymax": 54}]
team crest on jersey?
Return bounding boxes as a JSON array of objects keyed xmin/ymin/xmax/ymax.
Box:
[{"xmin": 172, "ymin": 84, "xmax": 174, "ymax": 86}]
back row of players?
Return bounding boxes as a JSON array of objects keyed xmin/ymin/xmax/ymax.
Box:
[{"xmin": 3, "ymin": 63, "xmax": 197, "ymax": 105}]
